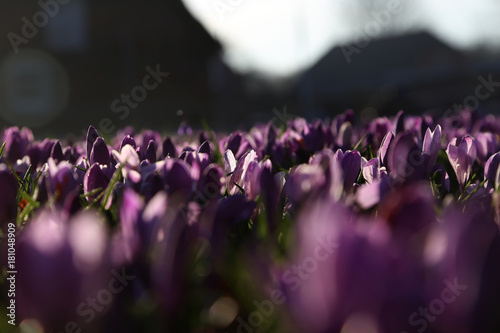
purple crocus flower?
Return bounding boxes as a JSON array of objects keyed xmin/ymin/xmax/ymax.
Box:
[
  {"xmin": 223, "ymin": 149, "xmax": 237, "ymax": 191},
  {"xmin": 112, "ymin": 189, "xmax": 167, "ymax": 266},
  {"xmin": 377, "ymin": 131, "xmax": 394, "ymax": 168},
  {"xmin": 285, "ymin": 186, "xmax": 431, "ymax": 333},
  {"xmin": 357, "ymin": 160, "xmax": 391, "ymax": 209},
  {"xmin": 446, "ymin": 135, "xmax": 477, "ymax": 188},
  {"xmin": 162, "ymin": 158, "xmax": 194, "ymax": 202},
  {"xmin": 28, "ymin": 138, "xmax": 55, "ymax": 169},
  {"xmin": 356, "ymin": 173, "xmax": 391, "ymax": 209},
  {"xmin": 50, "ymin": 140, "xmax": 65, "ymax": 163},
  {"xmin": 228, "ymin": 149, "xmax": 258, "ymax": 195},
  {"xmin": 196, "ymin": 163, "xmax": 224, "ymax": 205},
  {"xmin": 388, "ymin": 132, "xmax": 425, "ymax": 184},
  {"xmin": 220, "ymin": 132, "xmax": 249, "ymax": 160},
  {"xmin": 331, "ymin": 109, "xmax": 354, "ymax": 139},
  {"xmin": 84, "ymin": 163, "xmax": 110, "ymax": 203},
  {"xmin": 44, "ymin": 158, "xmax": 80, "ymax": 204},
  {"xmin": 2, "ymin": 126, "xmax": 33, "ymax": 162},
  {"xmin": 162, "ymin": 136, "xmax": 177, "ymax": 159},
  {"xmin": 484, "ymin": 152, "xmax": 500, "ymax": 189},
  {"xmin": 151, "ymin": 199, "xmax": 197, "ymax": 321},
  {"xmin": 120, "ymin": 135, "xmax": 137, "ymax": 151},
  {"xmin": 334, "ymin": 149, "xmax": 361, "ymax": 191},
  {"xmin": 336, "ymin": 122, "xmax": 354, "ymax": 150},
  {"xmin": 145, "ymin": 140, "xmax": 157, "ymax": 163},
  {"xmin": 86, "ymin": 125, "xmax": 99, "ymax": 162},
  {"xmin": 378, "ymin": 184, "xmax": 436, "ymax": 246},
  {"xmin": 90, "ymin": 137, "xmax": 111, "ymax": 167},
  {"xmin": 299, "ymin": 119, "xmax": 326, "ymax": 152},
  {"xmin": 113, "ymin": 188, "xmax": 143, "ymax": 263},
  {"xmin": 422, "ymin": 124, "xmax": 442, "ymax": 177},
  {"xmin": 368, "ymin": 116, "xmax": 392, "ymax": 148},
  {"xmin": 362, "ymin": 158, "xmax": 380, "ymax": 184},
  {"xmin": 284, "ymin": 163, "xmax": 326, "ymax": 207},
  {"xmin": 18, "ymin": 210, "xmax": 109, "ymax": 332},
  {"xmin": 112, "ymin": 144, "xmax": 141, "ymax": 183},
  {"xmin": 475, "ymin": 132, "xmax": 496, "ymax": 165},
  {"xmin": 210, "ymin": 194, "xmax": 256, "ymax": 263},
  {"xmin": 423, "ymin": 204, "xmax": 500, "ymax": 332}
]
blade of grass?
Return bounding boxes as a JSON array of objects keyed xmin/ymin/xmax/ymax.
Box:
[
  {"xmin": 73, "ymin": 164, "xmax": 88, "ymax": 172},
  {"xmin": 80, "ymin": 187, "xmax": 103, "ymax": 199},
  {"xmin": 18, "ymin": 188, "xmax": 39, "ymax": 209},
  {"xmin": 460, "ymin": 179, "xmax": 488, "ymax": 203},
  {"xmin": 0, "ymin": 141, "xmax": 6, "ymax": 159},
  {"xmin": 101, "ymin": 163, "xmax": 125, "ymax": 209},
  {"xmin": 352, "ymin": 134, "xmax": 367, "ymax": 152},
  {"xmin": 233, "ymin": 182, "xmax": 245, "ymax": 194}
]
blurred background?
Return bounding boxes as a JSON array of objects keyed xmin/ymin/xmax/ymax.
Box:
[{"xmin": 0, "ymin": 0, "xmax": 499, "ymax": 138}]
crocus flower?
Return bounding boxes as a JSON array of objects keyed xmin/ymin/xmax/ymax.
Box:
[
  {"xmin": 196, "ymin": 163, "xmax": 224, "ymax": 205},
  {"xmin": 424, "ymin": 204, "xmax": 500, "ymax": 332},
  {"xmin": 336, "ymin": 122, "xmax": 353, "ymax": 149},
  {"xmin": 377, "ymin": 131, "xmax": 394, "ymax": 168},
  {"xmin": 356, "ymin": 157, "xmax": 392, "ymax": 209},
  {"xmin": 226, "ymin": 132, "xmax": 248, "ymax": 159},
  {"xmin": 151, "ymin": 199, "xmax": 197, "ymax": 321},
  {"xmin": 356, "ymin": 171, "xmax": 391, "ymax": 209},
  {"xmin": 475, "ymin": 132, "xmax": 496, "ymax": 165},
  {"xmin": 50, "ymin": 140, "xmax": 65, "ymax": 163},
  {"xmin": 210, "ymin": 194, "xmax": 256, "ymax": 263},
  {"xmin": 112, "ymin": 144, "xmax": 141, "ymax": 183},
  {"xmin": 446, "ymin": 136, "xmax": 477, "ymax": 188},
  {"xmin": 228, "ymin": 149, "xmax": 258, "ymax": 195},
  {"xmin": 162, "ymin": 136, "xmax": 177, "ymax": 159},
  {"xmin": 28, "ymin": 138, "xmax": 55, "ymax": 169},
  {"xmin": 86, "ymin": 125, "xmax": 99, "ymax": 162},
  {"xmin": 484, "ymin": 152, "xmax": 500, "ymax": 189},
  {"xmin": 120, "ymin": 135, "xmax": 137, "ymax": 151},
  {"xmin": 18, "ymin": 210, "xmax": 109, "ymax": 332},
  {"xmin": 2, "ymin": 126, "xmax": 33, "ymax": 162},
  {"xmin": 145, "ymin": 140, "xmax": 157, "ymax": 163},
  {"xmin": 368, "ymin": 116, "xmax": 392, "ymax": 148},
  {"xmin": 44, "ymin": 158, "xmax": 80, "ymax": 204},
  {"xmin": 90, "ymin": 137, "xmax": 111, "ymax": 167},
  {"xmin": 283, "ymin": 164, "xmax": 326, "ymax": 206},
  {"xmin": 388, "ymin": 132, "xmax": 425, "ymax": 184},
  {"xmin": 162, "ymin": 158, "xmax": 194, "ymax": 202},
  {"xmin": 422, "ymin": 124, "xmax": 442, "ymax": 176},
  {"xmin": 334, "ymin": 150, "xmax": 361, "ymax": 191},
  {"xmin": 331, "ymin": 109, "xmax": 354, "ymax": 138},
  {"xmin": 362, "ymin": 158, "xmax": 379, "ymax": 184},
  {"xmin": 84, "ymin": 163, "xmax": 109, "ymax": 203}
]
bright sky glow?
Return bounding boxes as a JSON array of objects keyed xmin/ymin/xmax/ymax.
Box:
[{"xmin": 182, "ymin": 0, "xmax": 500, "ymax": 77}]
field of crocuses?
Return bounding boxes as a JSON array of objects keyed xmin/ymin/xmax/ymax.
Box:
[{"xmin": 1, "ymin": 109, "xmax": 500, "ymax": 333}]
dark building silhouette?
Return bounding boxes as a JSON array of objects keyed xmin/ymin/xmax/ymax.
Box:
[
  {"xmin": 0, "ymin": 0, "xmax": 221, "ymax": 137},
  {"xmin": 295, "ymin": 32, "xmax": 500, "ymax": 120}
]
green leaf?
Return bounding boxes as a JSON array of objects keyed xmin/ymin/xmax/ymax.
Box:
[
  {"xmin": 80, "ymin": 187, "xmax": 103, "ymax": 198},
  {"xmin": 18, "ymin": 188, "xmax": 39, "ymax": 209},
  {"xmin": 460, "ymin": 179, "xmax": 488, "ymax": 203},
  {"xmin": 0, "ymin": 141, "xmax": 5, "ymax": 159},
  {"xmin": 233, "ymin": 182, "xmax": 245, "ymax": 194},
  {"xmin": 101, "ymin": 163, "xmax": 125, "ymax": 209},
  {"xmin": 436, "ymin": 149, "xmax": 459, "ymax": 195},
  {"xmin": 352, "ymin": 134, "xmax": 367, "ymax": 152},
  {"xmin": 73, "ymin": 164, "xmax": 88, "ymax": 172}
]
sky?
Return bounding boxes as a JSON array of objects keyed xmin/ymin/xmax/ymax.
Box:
[{"xmin": 182, "ymin": 0, "xmax": 500, "ymax": 78}]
